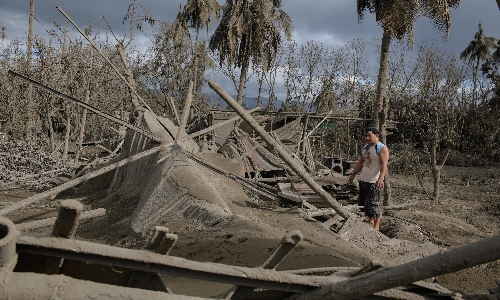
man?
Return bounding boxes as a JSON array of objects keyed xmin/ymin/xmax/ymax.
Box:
[{"xmin": 348, "ymin": 126, "xmax": 389, "ymax": 231}]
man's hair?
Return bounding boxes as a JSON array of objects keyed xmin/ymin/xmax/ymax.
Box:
[{"xmin": 365, "ymin": 126, "xmax": 380, "ymax": 135}]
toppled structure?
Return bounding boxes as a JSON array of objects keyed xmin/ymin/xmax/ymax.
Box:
[
  {"xmin": 2, "ymin": 14, "xmax": 499, "ymax": 295},
  {"xmin": 2, "ymin": 200, "xmax": 500, "ymax": 299}
]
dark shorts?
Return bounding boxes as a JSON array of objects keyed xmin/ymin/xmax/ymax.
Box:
[{"xmin": 358, "ymin": 181, "xmax": 382, "ymax": 218}]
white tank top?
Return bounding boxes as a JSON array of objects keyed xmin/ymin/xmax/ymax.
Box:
[{"xmin": 359, "ymin": 144, "xmax": 381, "ymax": 183}]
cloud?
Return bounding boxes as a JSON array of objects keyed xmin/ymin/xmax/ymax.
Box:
[{"xmin": 1, "ymin": 0, "xmax": 499, "ymax": 97}]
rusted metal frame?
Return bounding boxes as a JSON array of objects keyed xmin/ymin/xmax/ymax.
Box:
[
  {"xmin": 290, "ymin": 234, "xmax": 500, "ymax": 300},
  {"xmin": 56, "ymin": 6, "xmax": 153, "ymax": 112},
  {"xmin": 7, "ymin": 70, "xmax": 162, "ymax": 142},
  {"xmin": 227, "ymin": 231, "xmax": 304, "ymax": 300},
  {"xmin": 208, "ymin": 80, "xmax": 351, "ymax": 220},
  {"xmin": 16, "ymin": 208, "xmax": 106, "ymax": 231},
  {"xmin": 44, "ymin": 200, "xmax": 83, "ymax": 275},
  {"xmin": 0, "ymin": 268, "xmax": 211, "ymax": 300},
  {"xmin": 15, "ymin": 233, "xmax": 338, "ymax": 293}
]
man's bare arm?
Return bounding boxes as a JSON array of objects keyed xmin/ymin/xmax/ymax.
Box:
[
  {"xmin": 376, "ymin": 146, "xmax": 389, "ymax": 188},
  {"xmin": 348, "ymin": 155, "xmax": 364, "ymax": 184}
]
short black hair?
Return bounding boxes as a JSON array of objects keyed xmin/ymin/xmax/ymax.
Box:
[{"xmin": 365, "ymin": 126, "xmax": 380, "ymax": 135}]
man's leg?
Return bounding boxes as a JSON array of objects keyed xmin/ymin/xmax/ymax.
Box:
[
  {"xmin": 368, "ymin": 217, "xmax": 375, "ymax": 228},
  {"xmin": 365, "ymin": 183, "xmax": 382, "ymax": 230},
  {"xmin": 372, "ymin": 186, "xmax": 382, "ymax": 231},
  {"xmin": 358, "ymin": 181, "xmax": 365, "ymax": 214}
]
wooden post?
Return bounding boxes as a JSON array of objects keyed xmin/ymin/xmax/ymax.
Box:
[
  {"xmin": 208, "ymin": 80, "xmax": 351, "ymax": 220},
  {"xmin": 45, "ymin": 200, "xmax": 83, "ymax": 275}
]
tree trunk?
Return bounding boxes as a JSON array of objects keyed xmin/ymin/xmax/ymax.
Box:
[
  {"xmin": 26, "ymin": 0, "xmax": 35, "ymax": 137},
  {"xmin": 383, "ymin": 174, "xmax": 391, "ymax": 206},
  {"xmin": 62, "ymin": 104, "xmax": 71, "ymax": 161},
  {"xmin": 237, "ymin": 61, "xmax": 248, "ymax": 105},
  {"xmin": 236, "ymin": 36, "xmax": 250, "ymax": 106},
  {"xmin": 117, "ymin": 45, "xmax": 140, "ymax": 110},
  {"xmin": 430, "ymin": 137, "xmax": 440, "ymax": 202},
  {"xmin": 374, "ymin": 30, "xmax": 391, "ymax": 133},
  {"xmin": 191, "ymin": 26, "xmax": 201, "ymax": 106},
  {"xmin": 381, "ymin": 92, "xmax": 391, "ymax": 206},
  {"xmin": 46, "ymin": 102, "xmax": 55, "ymax": 152},
  {"xmin": 74, "ymin": 89, "xmax": 89, "ymax": 163},
  {"xmin": 376, "ymin": 31, "xmax": 392, "ymax": 206},
  {"xmin": 473, "ymin": 57, "xmax": 479, "ymax": 102}
]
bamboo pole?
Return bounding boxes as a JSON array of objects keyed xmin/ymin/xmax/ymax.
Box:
[{"xmin": 208, "ymin": 80, "xmax": 351, "ymax": 220}]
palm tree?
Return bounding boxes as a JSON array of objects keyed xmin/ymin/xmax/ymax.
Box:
[
  {"xmin": 209, "ymin": 0, "xmax": 292, "ymax": 105},
  {"xmin": 357, "ymin": 0, "xmax": 461, "ymax": 142},
  {"xmin": 460, "ymin": 22, "xmax": 498, "ymax": 102},
  {"xmin": 174, "ymin": 0, "xmax": 221, "ymax": 97}
]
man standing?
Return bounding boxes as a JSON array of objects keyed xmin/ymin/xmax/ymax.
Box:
[{"xmin": 348, "ymin": 127, "xmax": 389, "ymax": 231}]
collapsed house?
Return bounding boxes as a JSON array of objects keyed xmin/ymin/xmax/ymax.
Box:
[
  {"xmin": 2, "ymin": 69, "xmax": 500, "ymax": 299},
  {"xmin": 1, "ymin": 9, "xmax": 499, "ymax": 297}
]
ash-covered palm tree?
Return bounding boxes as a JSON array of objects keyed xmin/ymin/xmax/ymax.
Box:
[
  {"xmin": 460, "ymin": 22, "xmax": 498, "ymax": 102},
  {"xmin": 209, "ymin": 0, "xmax": 292, "ymax": 105},
  {"xmin": 357, "ymin": 0, "xmax": 461, "ymax": 141},
  {"xmin": 174, "ymin": 0, "xmax": 221, "ymax": 91}
]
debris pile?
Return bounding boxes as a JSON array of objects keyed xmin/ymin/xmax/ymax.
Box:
[{"xmin": 0, "ymin": 138, "xmax": 71, "ymax": 189}]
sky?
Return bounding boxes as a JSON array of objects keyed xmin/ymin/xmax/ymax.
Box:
[{"xmin": 1, "ymin": 0, "xmax": 499, "ymax": 101}]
